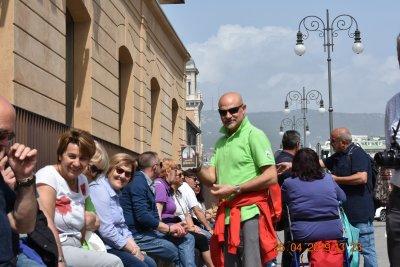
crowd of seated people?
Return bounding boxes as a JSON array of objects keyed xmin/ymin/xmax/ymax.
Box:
[
  {"xmin": 3, "ymin": 123, "xmax": 369, "ymax": 267},
  {"xmin": 2, "ymin": 126, "xmax": 215, "ymax": 267}
]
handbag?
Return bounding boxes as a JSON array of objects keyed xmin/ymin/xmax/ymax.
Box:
[
  {"xmin": 374, "ymin": 167, "xmax": 391, "ymax": 206},
  {"xmin": 309, "ymin": 240, "xmax": 344, "ymax": 267},
  {"xmin": 339, "ymin": 207, "xmax": 359, "ymax": 267},
  {"xmin": 27, "ymin": 208, "xmax": 58, "ymax": 267}
]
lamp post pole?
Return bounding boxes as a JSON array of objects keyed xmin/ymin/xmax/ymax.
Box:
[
  {"xmin": 294, "ymin": 9, "xmax": 364, "ymax": 143},
  {"xmin": 301, "ymin": 87, "xmax": 307, "ymax": 147},
  {"xmin": 325, "ymin": 10, "xmax": 334, "ymax": 134},
  {"xmin": 284, "ymin": 87, "xmax": 325, "ymax": 147}
]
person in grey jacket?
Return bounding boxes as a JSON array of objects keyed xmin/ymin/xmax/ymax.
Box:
[{"xmin": 385, "ymin": 34, "xmax": 400, "ymax": 267}]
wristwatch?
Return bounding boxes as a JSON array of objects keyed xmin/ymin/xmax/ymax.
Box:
[
  {"xmin": 16, "ymin": 175, "xmax": 36, "ymax": 188},
  {"xmin": 233, "ymin": 184, "xmax": 241, "ymax": 195}
]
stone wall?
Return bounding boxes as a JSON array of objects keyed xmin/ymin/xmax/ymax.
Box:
[{"xmin": 0, "ymin": 0, "xmax": 189, "ymax": 160}]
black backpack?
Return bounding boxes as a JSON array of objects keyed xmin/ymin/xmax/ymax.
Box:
[{"xmin": 348, "ymin": 145, "xmax": 380, "ymax": 202}]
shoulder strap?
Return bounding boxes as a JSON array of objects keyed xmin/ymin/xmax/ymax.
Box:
[
  {"xmin": 348, "ymin": 144, "xmax": 375, "ymax": 193},
  {"xmin": 347, "ymin": 143, "xmax": 357, "ymax": 156},
  {"xmin": 346, "ymin": 144, "xmax": 355, "ymax": 172}
]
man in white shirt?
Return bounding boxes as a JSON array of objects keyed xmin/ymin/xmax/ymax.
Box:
[{"xmin": 175, "ymin": 170, "xmax": 213, "ymax": 235}]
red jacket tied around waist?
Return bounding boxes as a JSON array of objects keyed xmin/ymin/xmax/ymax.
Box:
[{"xmin": 210, "ymin": 184, "xmax": 281, "ymax": 267}]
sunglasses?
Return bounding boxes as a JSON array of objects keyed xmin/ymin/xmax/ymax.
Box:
[
  {"xmin": 115, "ymin": 167, "xmax": 132, "ymax": 178},
  {"xmin": 186, "ymin": 176, "xmax": 198, "ymax": 181},
  {"xmin": 89, "ymin": 164, "xmax": 103, "ymax": 175},
  {"xmin": 0, "ymin": 130, "xmax": 15, "ymax": 142},
  {"xmin": 218, "ymin": 105, "xmax": 243, "ymax": 117}
]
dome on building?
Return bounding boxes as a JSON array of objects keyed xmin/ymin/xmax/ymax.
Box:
[{"xmin": 186, "ymin": 58, "xmax": 196, "ymax": 68}]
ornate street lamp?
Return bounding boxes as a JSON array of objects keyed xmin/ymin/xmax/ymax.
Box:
[
  {"xmin": 294, "ymin": 9, "xmax": 363, "ymax": 138},
  {"xmin": 283, "ymin": 87, "xmax": 324, "ymax": 147},
  {"xmin": 279, "ymin": 116, "xmax": 310, "ymax": 147}
]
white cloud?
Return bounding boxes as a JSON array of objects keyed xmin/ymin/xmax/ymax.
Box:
[{"xmin": 188, "ymin": 24, "xmax": 400, "ymax": 113}]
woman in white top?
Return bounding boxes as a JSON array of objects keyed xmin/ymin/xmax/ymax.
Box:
[{"xmin": 36, "ymin": 129, "xmax": 123, "ymax": 267}]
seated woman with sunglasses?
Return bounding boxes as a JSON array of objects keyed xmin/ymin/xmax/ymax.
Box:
[
  {"xmin": 36, "ymin": 129, "xmax": 123, "ymax": 267},
  {"xmin": 282, "ymin": 148, "xmax": 346, "ymax": 243},
  {"xmin": 90, "ymin": 153, "xmax": 156, "ymax": 267}
]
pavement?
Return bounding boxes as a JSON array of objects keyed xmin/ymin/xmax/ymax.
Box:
[
  {"xmin": 274, "ymin": 220, "xmax": 389, "ymax": 266},
  {"xmin": 374, "ymin": 221, "xmax": 388, "ymax": 267}
]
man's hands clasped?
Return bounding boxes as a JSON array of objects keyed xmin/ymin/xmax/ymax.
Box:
[{"xmin": 169, "ymin": 221, "xmax": 188, "ymax": 237}]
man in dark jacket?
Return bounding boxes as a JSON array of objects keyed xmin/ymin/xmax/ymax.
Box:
[
  {"xmin": 0, "ymin": 96, "xmax": 38, "ymax": 265},
  {"xmin": 322, "ymin": 127, "xmax": 377, "ymax": 267},
  {"xmin": 120, "ymin": 151, "xmax": 195, "ymax": 266},
  {"xmin": 275, "ymin": 130, "xmax": 300, "ymax": 267},
  {"xmin": 275, "ymin": 130, "xmax": 301, "ymax": 186}
]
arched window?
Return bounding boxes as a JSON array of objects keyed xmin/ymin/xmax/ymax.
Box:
[
  {"xmin": 151, "ymin": 78, "xmax": 161, "ymax": 151},
  {"xmin": 171, "ymin": 98, "xmax": 179, "ymax": 159},
  {"xmin": 119, "ymin": 46, "xmax": 133, "ymax": 147},
  {"xmin": 65, "ymin": 1, "xmax": 90, "ymax": 128},
  {"xmin": 65, "ymin": 9, "xmax": 74, "ymax": 126}
]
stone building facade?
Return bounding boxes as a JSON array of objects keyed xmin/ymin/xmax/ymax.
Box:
[{"xmin": 0, "ymin": 0, "xmax": 190, "ymax": 160}]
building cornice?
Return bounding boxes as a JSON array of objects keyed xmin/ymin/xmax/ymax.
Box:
[
  {"xmin": 145, "ymin": 0, "xmax": 190, "ymax": 62},
  {"xmin": 185, "ymin": 66, "xmax": 199, "ymax": 75},
  {"xmin": 158, "ymin": 0, "xmax": 185, "ymax": 4}
]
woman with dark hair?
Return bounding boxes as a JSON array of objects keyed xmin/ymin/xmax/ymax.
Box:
[{"xmin": 282, "ymin": 148, "xmax": 346, "ymax": 242}]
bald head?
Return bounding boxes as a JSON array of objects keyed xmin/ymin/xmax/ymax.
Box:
[
  {"xmin": 0, "ymin": 96, "xmax": 16, "ymax": 122},
  {"xmin": 330, "ymin": 127, "xmax": 352, "ymax": 152},
  {"xmin": 0, "ymin": 97, "xmax": 16, "ymax": 148},
  {"xmin": 331, "ymin": 127, "xmax": 352, "ymax": 142},
  {"xmin": 218, "ymin": 92, "xmax": 243, "ymax": 108}
]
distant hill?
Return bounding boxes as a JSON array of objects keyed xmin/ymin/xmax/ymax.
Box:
[{"xmin": 201, "ymin": 109, "xmax": 385, "ymax": 153}]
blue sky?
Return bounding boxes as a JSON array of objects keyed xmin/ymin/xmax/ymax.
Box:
[{"xmin": 162, "ymin": 1, "xmax": 400, "ymax": 113}]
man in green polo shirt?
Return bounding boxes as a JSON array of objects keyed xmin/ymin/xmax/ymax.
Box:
[{"xmin": 197, "ymin": 92, "xmax": 278, "ymax": 267}]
